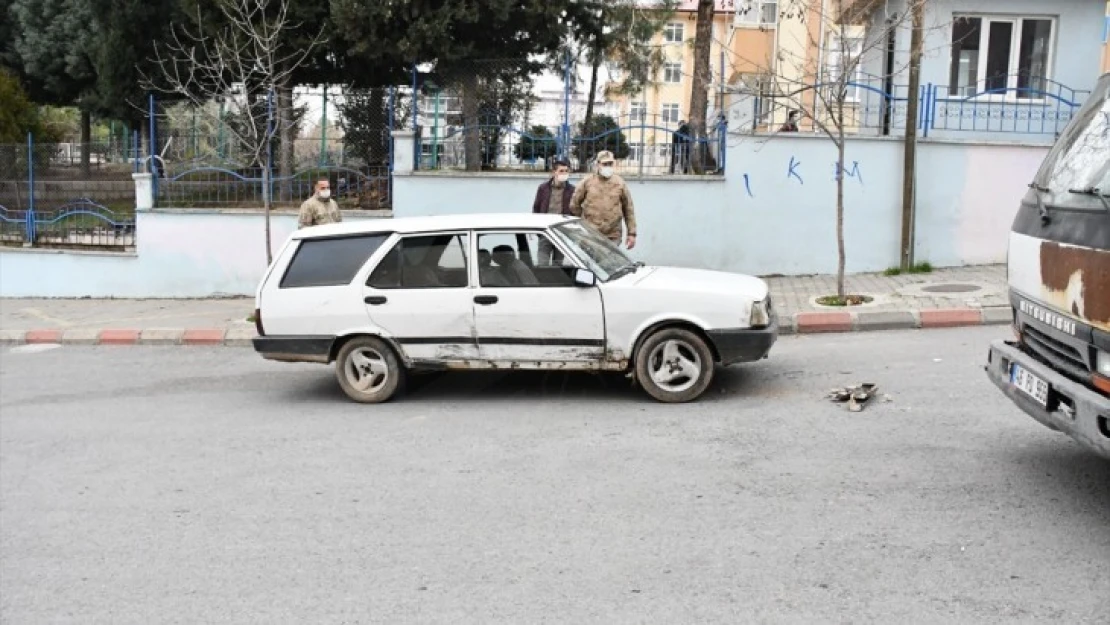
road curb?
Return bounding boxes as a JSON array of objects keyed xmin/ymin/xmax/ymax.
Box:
[{"xmin": 0, "ymin": 307, "xmax": 1014, "ymax": 347}]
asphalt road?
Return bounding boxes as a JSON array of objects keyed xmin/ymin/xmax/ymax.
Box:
[{"xmin": 1, "ymin": 327, "xmax": 1108, "ymax": 624}]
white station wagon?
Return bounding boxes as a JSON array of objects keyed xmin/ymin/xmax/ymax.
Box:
[{"xmin": 252, "ymin": 213, "xmax": 777, "ymax": 403}]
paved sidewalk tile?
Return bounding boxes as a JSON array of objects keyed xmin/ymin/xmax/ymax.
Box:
[
  {"xmin": 99, "ymin": 329, "xmax": 141, "ymax": 345},
  {"xmin": 920, "ymin": 309, "xmax": 983, "ymax": 328},
  {"xmin": 796, "ymin": 312, "xmax": 853, "ymax": 333},
  {"xmin": 0, "ymin": 329, "xmax": 26, "ymax": 344},
  {"xmin": 25, "ymin": 329, "xmax": 62, "ymax": 344},
  {"xmin": 183, "ymin": 328, "xmax": 226, "ymax": 346},
  {"xmin": 62, "ymin": 328, "xmax": 101, "ymax": 345},
  {"xmin": 140, "ymin": 328, "xmax": 184, "ymax": 346},
  {"xmin": 856, "ymin": 310, "xmax": 917, "ymax": 331},
  {"xmin": 225, "ymin": 326, "xmax": 258, "ymax": 347},
  {"xmin": 982, "ymin": 306, "xmax": 1014, "ymax": 325}
]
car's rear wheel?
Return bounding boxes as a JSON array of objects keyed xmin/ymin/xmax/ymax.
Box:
[
  {"xmin": 635, "ymin": 328, "xmax": 715, "ymax": 403},
  {"xmin": 335, "ymin": 336, "xmax": 403, "ymax": 403}
]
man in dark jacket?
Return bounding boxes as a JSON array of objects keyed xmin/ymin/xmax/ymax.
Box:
[
  {"xmin": 531, "ymin": 159, "xmax": 575, "ymax": 215},
  {"xmin": 532, "ymin": 159, "xmax": 575, "ymax": 265}
]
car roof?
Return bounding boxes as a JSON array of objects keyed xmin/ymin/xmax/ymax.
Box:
[{"xmin": 293, "ymin": 213, "xmax": 577, "ymax": 240}]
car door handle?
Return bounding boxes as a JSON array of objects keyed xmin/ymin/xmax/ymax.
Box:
[
  {"xmin": 474, "ymin": 295, "xmax": 499, "ymax": 305},
  {"xmin": 364, "ymin": 296, "xmax": 387, "ymax": 305}
]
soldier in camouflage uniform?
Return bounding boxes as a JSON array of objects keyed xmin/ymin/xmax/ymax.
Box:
[
  {"xmin": 568, "ymin": 150, "xmax": 637, "ymax": 249},
  {"xmin": 297, "ymin": 178, "xmax": 343, "ymax": 229}
]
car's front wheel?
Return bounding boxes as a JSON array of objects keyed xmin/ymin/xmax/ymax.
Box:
[
  {"xmin": 635, "ymin": 328, "xmax": 715, "ymax": 403},
  {"xmin": 335, "ymin": 336, "xmax": 403, "ymax": 403}
]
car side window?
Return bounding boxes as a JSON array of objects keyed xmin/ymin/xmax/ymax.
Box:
[
  {"xmin": 280, "ymin": 234, "xmax": 390, "ymax": 289},
  {"xmin": 476, "ymin": 232, "xmax": 576, "ymax": 288},
  {"xmin": 367, "ymin": 233, "xmax": 469, "ymax": 289}
]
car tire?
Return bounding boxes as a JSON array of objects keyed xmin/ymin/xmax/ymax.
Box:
[
  {"xmin": 334, "ymin": 336, "xmax": 404, "ymax": 403},
  {"xmin": 635, "ymin": 328, "xmax": 715, "ymax": 403}
]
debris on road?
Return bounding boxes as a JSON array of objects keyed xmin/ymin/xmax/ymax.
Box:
[{"xmin": 827, "ymin": 383, "xmax": 879, "ymax": 412}]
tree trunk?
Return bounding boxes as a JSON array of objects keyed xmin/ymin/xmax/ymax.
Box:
[
  {"xmin": 262, "ymin": 165, "xmax": 273, "ymax": 265},
  {"xmin": 80, "ymin": 109, "xmax": 92, "ymax": 176},
  {"xmin": 687, "ymin": 0, "xmax": 714, "ymax": 174},
  {"xmin": 461, "ymin": 73, "xmax": 481, "ymax": 172},
  {"xmin": 900, "ymin": 0, "xmax": 925, "ymax": 271},
  {"xmin": 836, "ymin": 112, "xmax": 846, "ymax": 299},
  {"xmin": 580, "ymin": 42, "xmax": 602, "ymax": 172},
  {"xmin": 277, "ymin": 79, "xmax": 295, "ymax": 203}
]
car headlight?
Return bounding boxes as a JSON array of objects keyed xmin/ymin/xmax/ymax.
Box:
[
  {"xmin": 1097, "ymin": 350, "xmax": 1110, "ymax": 377},
  {"xmin": 750, "ymin": 297, "xmax": 771, "ymax": 328}
]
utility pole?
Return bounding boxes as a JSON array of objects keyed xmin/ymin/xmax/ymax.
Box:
[{"xmin": 900, "ymin": 0, "xmax": 925, "ymax": 271}]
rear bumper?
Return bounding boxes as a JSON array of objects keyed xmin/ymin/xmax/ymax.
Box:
[
  {"xmin": 985, "ymin": 339, "xmax": 1110, "ymax": 460},
  {"xmin": 708, "ymin": 321, "xmax": 778, "ymax": 366},
  {"xmin": 252, "ymin": 335, "xmax": 335, "ymax": 364}
]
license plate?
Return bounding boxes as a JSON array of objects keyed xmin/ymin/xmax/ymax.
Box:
[{"xmin": 1010, "ymin": 364, "xmax": 1049, "ymax": 407}]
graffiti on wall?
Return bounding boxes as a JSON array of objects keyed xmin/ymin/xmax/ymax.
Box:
[{"xmin": 740, "ymin": 158, "xmax": 865, "ymax": 199}]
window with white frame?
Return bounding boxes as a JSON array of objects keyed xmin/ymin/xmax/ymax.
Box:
[
  {"xmin": 735, "ymin": 0, "xmax": 778, "ymax": 27},
  {"xmin": 629, "ymin": 142, "xmax": 644, "ymax": 161},
  {"xmin": 664, "ymin": 22, "xmax": 684, "ymax": 43},
  {"xmin": 663, "ymin": 62, "xmax": 683, "ymax": 83},
  {"xmin": 948, "ymin": 15, "xmax": 1055, "ymax": 98},
  {"xmin": 824, "ymin": 33, "xmax": 865, "ymax": 101},
  {"xmin": 661, "ymin": 103, "xmax": 681, "ymax": 124},
  {"xmin": 630, "ymin": 101, "xmax": 646, "ymax": 123}
]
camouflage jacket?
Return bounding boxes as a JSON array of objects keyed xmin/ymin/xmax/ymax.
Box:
[
  {"xmin": 297, "ymin": 197, "xmax": 342, "ymax": 229},
  {"xmin": 568, "ymin": 174, "xmax": 636, "ymax": 240}
]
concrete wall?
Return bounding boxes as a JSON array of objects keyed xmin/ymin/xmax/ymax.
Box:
[
  {"xmin": 394, "ymin": 134, "xmax": 1049, "ymax": 276},
  {"xmin": 0, "ymin": 135, "xmax": 1048, "ymax": 297},
  {"xmin": 0, "ymin": 210, "xmax": 386, "ymax": 298}
]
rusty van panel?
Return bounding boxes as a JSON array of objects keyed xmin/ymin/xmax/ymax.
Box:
[{"xmin": 1038, "ymin": 241, "xmax": 1110, "ymax": 331}]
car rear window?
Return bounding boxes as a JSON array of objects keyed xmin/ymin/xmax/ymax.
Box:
[{"xmin": 279, "ymin": 234, "xmax": 390, "ymax": 288}]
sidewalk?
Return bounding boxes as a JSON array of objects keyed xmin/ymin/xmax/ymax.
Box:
[{"xmin": 0, "ymin": 265, "xmax": 1012, "ymax": 346}]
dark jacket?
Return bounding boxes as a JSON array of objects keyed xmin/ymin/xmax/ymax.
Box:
[{"xmin": 531, "ymin": 179, "xmax": 576, "ymax": 215}]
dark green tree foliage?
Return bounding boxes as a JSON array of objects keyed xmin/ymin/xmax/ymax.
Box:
[
  {"xmin": 573, "ymin": 114, "xmax": 629, "ymax": 164},
  {"xmin": 10, "ymin": 0, "xmax": 97, "ymax": 105},
  {"xmin": 331, "ymin": 0, "xmax": 575, "ymax": 170},
  {"xmin": 0, "ymin": 68, "xmax": 44, "ymax": 142},
  {"xmin": 87, "ymin": 0, "xmax": 181, "ymax": 125},
  {"xmin": 514, "ymin": 125, "xmax": 557, "ymax": 165},
  {"xmin": 337, "ymin": 88, "xmax": 411, "ymax": 167}
]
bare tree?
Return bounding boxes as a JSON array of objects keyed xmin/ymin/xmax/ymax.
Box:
[
  {"xmin": 751, "ymin": 0, "xmax": 935, "ymax": 299},
  {"xmin": 687, "ymin": 0, "xmax": 716, "ymax": 174},
  {"xmin": 142, "ymin": 0, "xmax": 325, "ymax": 264}
]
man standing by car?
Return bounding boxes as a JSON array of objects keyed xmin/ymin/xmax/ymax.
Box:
[
  {"xmin": 298, "ymin": 177, "xmax": 342, "ymax": 229},
  {"xmin": 532, "ymin": 159, "xmax": 575, "ymax": 264},
  {"xmin": 569, "ymin": 150, "xmax": 637, "ymax": 249},
  {"xmin": 531, "ymin": 159, "xmax": 575, "ymax": 216}
]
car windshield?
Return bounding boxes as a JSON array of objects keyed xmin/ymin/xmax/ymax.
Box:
[
  {"xmin": 1032, "ymin": 73, "xmax": 1110, "ymax": 212},
  {"xmin": 550, "ymin": 221, "xmax": 634, "ymax": 281}
]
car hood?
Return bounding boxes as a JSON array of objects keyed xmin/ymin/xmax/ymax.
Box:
[{"xmin": 624, "ymin": 266, "xmax": 769, "ymax": 300}]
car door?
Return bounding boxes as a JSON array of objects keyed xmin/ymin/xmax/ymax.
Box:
[
  {"xmin": 362, "ymin": 231, "xmax": 479, "ymax": 362},
  {"xmin": 472, "ymin": 230, "xmax": 605, "ymax": 364}
]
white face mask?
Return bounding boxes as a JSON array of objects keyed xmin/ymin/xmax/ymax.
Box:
[
  {"xmin": 555, "ymin": 173, "xmax": 569, "ymax": 183},
  {"xmin": 599, "ymin": 166, "xmax": 614, "ymax": 178},
  {"xmin": 318, "ymin": 189, "xmax": 331, "ymax": 200}
]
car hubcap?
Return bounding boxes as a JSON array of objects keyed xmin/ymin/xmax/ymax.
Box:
[
  {"xmin": 345, "ymin": 347, "xmax": 389, "ymax": 394},
  {"xmin": 648, "ymin": 339, "xmax": 702, "ymax": 393}
]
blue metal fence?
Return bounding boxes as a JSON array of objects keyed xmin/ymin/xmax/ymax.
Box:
[
  {"xmin": 752, "ymin": 74, "xmax": 1087, "ymax": 139},
  {"xmin": 0, "ymin": 133, "xmax": 138, "ymax": 250},
  {"xmin": 417, "ymin": 113, "xmax": 728, "ymax": 176}
]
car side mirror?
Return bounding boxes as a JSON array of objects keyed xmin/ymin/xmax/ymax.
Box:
[{"xmin": 574, "ymin": 268, "xmax": 597, "ymax": 287}]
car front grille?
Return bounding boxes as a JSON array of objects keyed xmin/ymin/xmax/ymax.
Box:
[{"xmin": 1021, "ymin": 324, "xmax": 1090, "ymax": 382}]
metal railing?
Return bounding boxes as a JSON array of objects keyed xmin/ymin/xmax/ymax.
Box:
[
  {"xmin": 926, "ymin": 77, "xmax": 1088, "ymax": 137},
  {"xmin": 747, "ymin": 74, "xmax": 1087, "ymax": 140},
  {"xmin": 0, "ymin": 134, "xmax": 138, "ymax": 250},
  {"xmin": 417, "ymin": 114, "xmax": 727, "ymax": 176}
]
